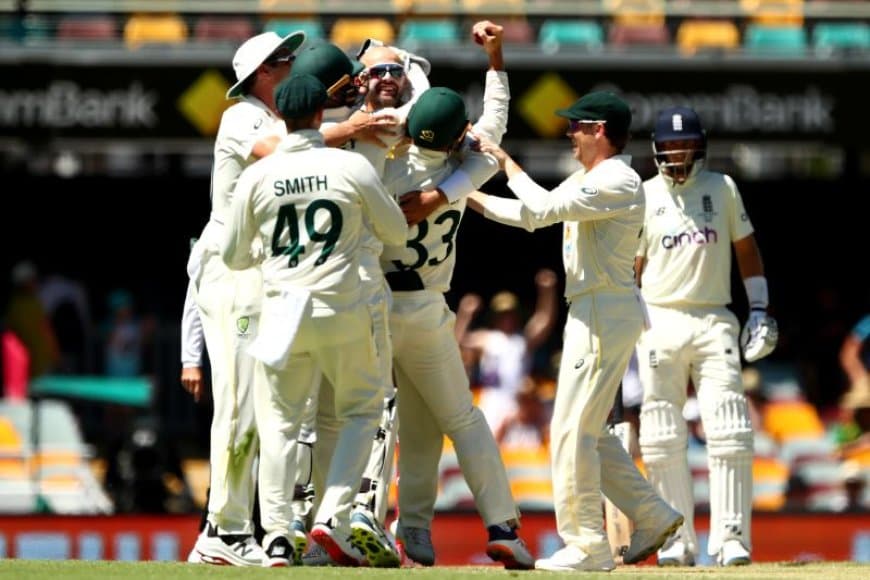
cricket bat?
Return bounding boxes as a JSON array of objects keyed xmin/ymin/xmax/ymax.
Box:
[{"xmin": 605, "ymin": 384, "xmax": 634, "ymax": 563}]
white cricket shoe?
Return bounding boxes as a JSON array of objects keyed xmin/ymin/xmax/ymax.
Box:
[
  {"xmin": 310, "ymin": 521, "xmax": 364, "ymax": 566},
  {"xmin": 349, "ymin": 511, "xmax": 401, "ymax": 568},
  {"xmin": 301, "ymin": 543, "xmax": 336, "ymax": 566},
  {"xmin": 486, "ymin": 522, "xmax": 534, "ymax": 570},
  {"xmin": 263, "ymin": 536, "xmax": 293, "ymax": 567},
  {"xmin": 535, "ymin": 544, "xmax": 615, "ymax": 572},
  {"xmin": 622, "ymin": 506, "xmax": 684, "ymax": 564},
  {"xmin": 195, "ymin": 523, "xmax": 265, "ymax": 566},
  {"xmin": 395, "ymin": 523, "xmax": 435, "ymax": 566},
  {"xmin": 718, "ymin": 539, "xmax": 751, "ymax": 566},
  {"xmin": 657, "ymin": 539, "xmax": 696, "ymax": 567}
]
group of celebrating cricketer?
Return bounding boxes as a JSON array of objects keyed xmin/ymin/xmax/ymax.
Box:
[{"xmin": 178, "ymin": 19, "xmax": 779, "ymax": 572}]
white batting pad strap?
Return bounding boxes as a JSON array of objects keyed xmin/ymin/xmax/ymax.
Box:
[
  {"xmin": 639, "ymin": 401, "xmax": 688, "ymax": 462},
  {"xmin": 743, "ymin": 276, "xmax": 768, "ymax": 310}
]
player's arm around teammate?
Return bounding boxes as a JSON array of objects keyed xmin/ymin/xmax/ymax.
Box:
[{"xmin": 398, "ymin": 20, "xmax": 509, "ymax": 226}]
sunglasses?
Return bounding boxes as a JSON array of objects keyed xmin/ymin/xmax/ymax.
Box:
[
  {"xmin": 568, "ymin": 119, "xmax": 605, "ymax": 133},
  {"xmin": 368, "ymin": 63, "xmax": 405, "ymax": 79}
]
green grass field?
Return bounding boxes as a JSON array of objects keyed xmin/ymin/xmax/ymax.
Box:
[{"xmin": 0, "ymin": 561, "xmax": 868, "ymax": 580}]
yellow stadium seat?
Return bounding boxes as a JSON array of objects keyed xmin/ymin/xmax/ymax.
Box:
[
  {"xmin": 676, "ymin": 19, "xmax": 741, "ymax": 54},
  {"xmin": 124, "ymin": 13, "xmax": 188, "ymax": 48},
  {"xmin": 461, "ymin": 0, "xmax": 526, "ymax": 15},
  {"xmin": 605, "ymin": 0, "xmax": 666, "ymax": 26},
  {"xmin": 0, "ymin": 417, "xmax": 27, "ymax": 479},
  {"xmin": 741, "ymin": 0, "xmax": 804, "ymax": 26},
  {"xmin": 394, "ymin": 0, "xmax": 455, "ymax": 14},
  {"xmin": 752, "ymin": 456, "xmax": 790, "ymax": 510},
  {"xmin": 763, "ymin": 399, "xmax": 825, "ymax": 444},
  {"xmin": 330, "ymin": 18, "xmax": 395, "ymax": 50}
]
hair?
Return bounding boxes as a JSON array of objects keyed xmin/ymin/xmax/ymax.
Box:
[
  {"xmin": 284, "ymin": 111, "xmax": 320, "ymax": 132},
  {"xmin": 604, "ymin": 124, "xmax": 630, "ymax": 152}
]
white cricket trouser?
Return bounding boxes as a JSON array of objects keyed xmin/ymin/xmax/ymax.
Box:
[
  {"xmin": 637, "ymin": 304, "xmax": 751, "ymax": 556},
  {"xmin": 195, "ymin": 250, "xmax": 261, "ymax": 535},
  {"xmin": 256, "ymin": 304, "xmax": 385, "ymax": 541},
  {"xmin": 551, "ymin": 291, "xmax": 644, "ymax": 552},
  {"xmin": 391, "ymin": 291, "xmax": 519, "ymax": 530},
  {"xmin": 303, "ymin": 277, "xmax": 396, "ymax": 523}
]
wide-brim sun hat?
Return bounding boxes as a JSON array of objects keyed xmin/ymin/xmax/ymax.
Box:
[{"xmin": 227, "ymin": 30, "xmax": 306, "ymax": 99}]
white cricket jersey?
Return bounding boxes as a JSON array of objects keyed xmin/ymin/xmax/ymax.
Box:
[
  {"xmin": 210, "ymin": 96, "xmax": 286, "ymax": 224},
  {"xmin": 638, "ymin": 170, "xmax": 754, "ymax": 307},
  {"xmin": 220, "ymin": 130, "xmax": 407, "ymax": 313},
  {"xmin": 380, "ymin": 148, "xmax": 463, "ymax": 293},
  {"xmin": 480, "ymin": 155, "xmax": 644, "ymax": 300}
]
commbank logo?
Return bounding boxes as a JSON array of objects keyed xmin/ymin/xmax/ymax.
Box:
[{"xmin": 661, "ymin": 226, "xmax": 718, "ymax": 249}]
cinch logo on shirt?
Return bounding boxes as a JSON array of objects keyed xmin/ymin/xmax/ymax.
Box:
[{"xmin": 662, "ymin": 227, "xmax": 719, "ymax": 249}]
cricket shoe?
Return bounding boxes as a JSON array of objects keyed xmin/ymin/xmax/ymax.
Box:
[
  {"xmin": 291, "ymin": 518, "xmax": 308, "ymax": 565},
  {"xmin": 310, "ymin": 521, "xmax": 364, "ymax": 566},
  {"xmin": 535, "ymin": 543, "xmax": 615, "ymax": 572},
  {"xmin": 395, "ymin": 523, "xmax": 435, "ymax": 566},
  {"xmin": 302, "ymin": 543, "xmax": 337, "ymax": 566},
  {"xmin": 486, "ymin": 522, "xmax": 534, "ymax": 570},
  {"xmin": 349, "ymin": 511, "xmax": 401, "ymax": 567},
  {"xmin": 622, "ymin": 506, "xmax": 684, "ymax": 565},
  {"xmin": 195, "ymin": 522, "xmax": 265, "ymax": 566},
  {"xmin": 657, "ymin": 539, "xmax": 696, "ymax": 567},
  {"xmin": 263, "ymin": 536, "xmax": 293, "ymax": 567},
  {"xmin": 718, "ymin": 539, "xmax": 751, "ymax": 566}
]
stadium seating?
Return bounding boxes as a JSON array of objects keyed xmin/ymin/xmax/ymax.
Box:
[
  {"xmin": 123, "ymin": 13, "xmax": 188, "ymax": 49},
  {"xmin": 608, "ymin": 22, "xmax": 671, "ymax": 48},
  {"xmin": 55, "ymin": 16, "xmax": 118, "ymax": 42},
  {"xmin": 676, "ymin": 19, "xmax": 741, "ymax": 54},
  {"xmin": 263, "ymin": 18, "xmax": 326, "ymax": 45},
  {"xmin": 398, "ymin": 18, "xmax": 460, "ymax": 48},
  {"xmin": 813, "ymin": 22, "xmax": 870, "ymax": 52},
  {"xmin": 741, "ymin": 0, "xmax": 805, "ymax": 26},
  {"xmin": 538, "ymin": 19, "xmax": 604, "ymax": 54},
  {"xmin": 606, "ymin": 0, "xmax": 666, "ymax": 26},
  {"xmin": 744, "ymin": 23, "xmax": 808, "ymax": 54},
  {"xmin": 330, "ymin": 17, "xmax": 395, "ymax": 50},
  {"xmin": 193, "ymin": 16, "xmax": 254, "ymax": 44},
  {"xmin": 461, "ymin": 0, "xmax": 526, "ymax": 15},
  {"xmin": 0, "ymin": 14, "xmax": 52, "ymax": 43},
  {"xmin": 499, "ymin": 18, "xmax": 535, "ymax": 44}
]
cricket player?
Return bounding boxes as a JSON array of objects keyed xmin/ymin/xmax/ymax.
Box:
[
  {"xmin": 189, "ymin": 29, "xmax": 305, "ymax": 566},
  {"xmin": 220, "ymin": 73, "xmax": 408, "ymax": 567},
  {"xmin": 286, "ymin": 27, "xmax": 512, "ymax": 568},
  {"xmin": 635, "ymin": 106, "xmax": 778, "ymax": 567},
  {"xmin": 470, "ymin": 91, "xmax": 683, "ymax": 572},
  {"xmin": 377, "ymin": 81, "xmax": 533, "ymax": 570}
]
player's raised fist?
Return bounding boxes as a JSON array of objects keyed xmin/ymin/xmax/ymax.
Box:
[
  {"xmin": 535, "ymin": 269, "xmax": 557, "ymax": 289},
  {"xmin": 459, "ymin": 293, "xmax": 483, "ymax": 316},
  {"xmin": 471, "ymin": 20, "xmax": 503, "ymax": 47}
]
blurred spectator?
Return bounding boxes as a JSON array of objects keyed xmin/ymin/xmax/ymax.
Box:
[
  {"xmin": 2, "ymin": 261, "xmax": 60, "ymax": 380},
  {"xmin": 494, "ymin": 377, "xmax": 550, "ymax": 450},
  {"xmin": 102, "ymin": 289, "xmax": 155, "ymax": 378},
  {"xmin": 834, "ymin": 382, "xmax": 870, "ymax": 511},
  {"xmin": 839, "ymin": 313, "xmax": 870, "ymax": 396},
  {"xmin": 1, "ymin": 321, "xmax": 29, "ymax": 399},
  {"xmin": 38, "ymin": 273, "xmax": 93, "ymax": 374},
  {"xmin": 456, "ymin": 269, "xmax": 559, "ymax": 433}
]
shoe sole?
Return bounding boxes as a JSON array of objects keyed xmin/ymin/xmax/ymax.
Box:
[
  {"xmin": 486, "ymin": 543, "xmax": 534, "ymax": 570},
  {"xmin": 264, "ymin": 557, "xmax": 291, "ymax": 567},
  {"xmin": 658, "ymin": 557, "xmax": 696, "ymax": 567},
  {"xmin": 624, "ymin": 515, "xmax": 685, "ymax": 565},
  {"xmin": 350, "ymin": 526, "xmax": 400, "ymax": 568},
  {"xmin": 722, "ymin": 556, "xmax": 751, "ymax": 566},
  {"xmin": 311, "ymin": 527, "xmax": 361, "ymax": 567},
  {"xmin": 293, "ymin": 534, "xmax": 307, "ymax": 566}
]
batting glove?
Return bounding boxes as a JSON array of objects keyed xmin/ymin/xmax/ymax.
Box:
[{"xmin": 740, "ymin": 309, "xmax": 778, "ymax": 362}]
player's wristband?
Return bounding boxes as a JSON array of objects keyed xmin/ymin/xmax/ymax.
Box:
[{"xmin": 744, "ymin": 276, "xmax": 769, "ymax": 311}]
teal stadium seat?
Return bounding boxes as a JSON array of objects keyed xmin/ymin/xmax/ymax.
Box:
[
  {"xmin": 813, "ymin": 22, "xmax": 870, "ymax": 52},
  {"xmin": 0, "ymin": 15, "xmax": 52, "ymax": 43},
  {"xmin": 744, "ymin": 24, "xmax": 807, "ymax": 55},
  {"xmin": 264, "ymin": 19, "xmax": 325, "ymax": 47},
  {"xmin": 539, "ymin": 19, "xmax": 604, "ymax": 54},
  {"xmin": 398, "ymin": 19, "xmax": 460, "ymax": 49}
]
